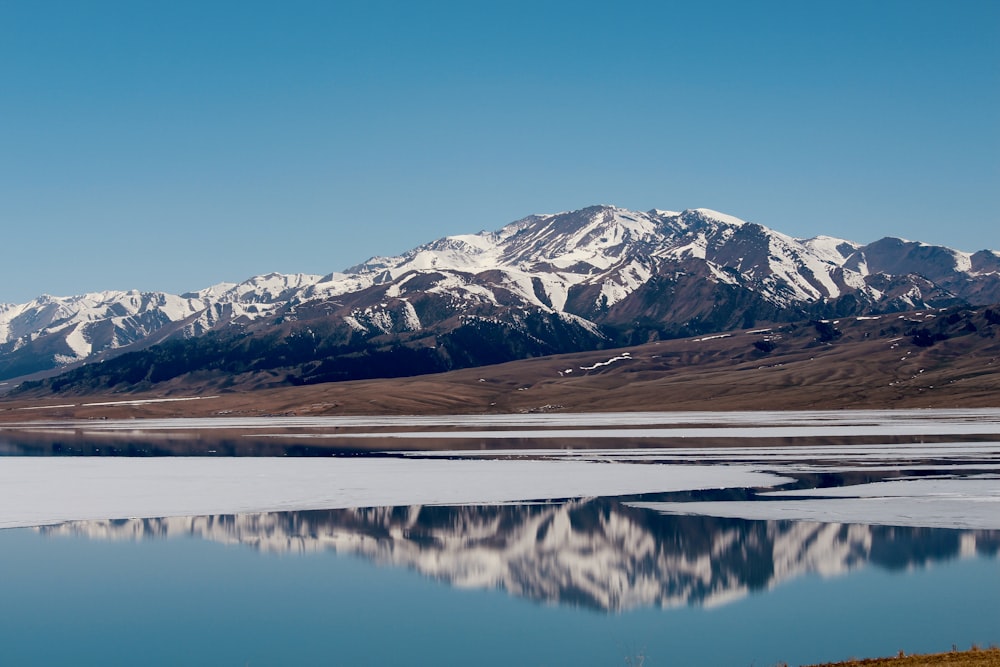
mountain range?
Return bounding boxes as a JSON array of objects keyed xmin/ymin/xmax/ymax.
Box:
[{"xmin": 3, "ymin": 205, "xmax": 999, "ymax": 394}]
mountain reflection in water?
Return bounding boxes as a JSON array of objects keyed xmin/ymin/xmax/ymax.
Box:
[{"xmin": 38, "ymin": 498, "xmax": 1000, "ymax": 612}]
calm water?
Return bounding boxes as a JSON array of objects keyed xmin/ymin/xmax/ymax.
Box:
[{"xmin": 1, "ymin": 498, "xmax": 998, "ymax": 667}]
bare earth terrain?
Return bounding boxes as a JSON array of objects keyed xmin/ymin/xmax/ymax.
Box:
[{"xmin": 2, "ymin": 309, "xmax": 997, "ymax": 422}]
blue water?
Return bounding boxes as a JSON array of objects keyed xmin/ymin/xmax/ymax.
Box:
[{"xmin": 0, "ymin": 507, "xmax": 998, "ymax": 667}]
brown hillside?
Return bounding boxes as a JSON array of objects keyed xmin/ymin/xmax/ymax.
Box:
[{"xmin": 2, "ymin": 307, "xmax": 998, "ymax": 421}]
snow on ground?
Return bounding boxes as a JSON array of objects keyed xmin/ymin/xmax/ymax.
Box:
[
  {"xmin": 399, "ymin": 299, "xmax": 421, "ymax": 330},
  {"xmin": 63, "ymin": 323, "xmax": 92, "ymax": 359},
  {"xmin": 529, "ymin": 272, "xmax": 572, "ymax": 311},
  {"xmin": 692, "ymin": 208, "xmax": 747, "ymax": 227},
  {"xmin": 695, "ymin": 333, "xmax": 732, "ymax": 341},
  {"xmin": 343, "ymin": 315, "xmax": 367, "ymax": 332},
  {"xmin": 579, "ymin": 353, "xmax": 632, "ymax": 371},
  {"xmin": 705, "ymin": 261, "xmax": 739, "ymax": 284},
  {"xmin": 81, "ymin": 396, "xmax": 219, "ymax": 407},
  {"xmin": 15, "ymin": 404, "xmax": 77, "ymax": 411}
]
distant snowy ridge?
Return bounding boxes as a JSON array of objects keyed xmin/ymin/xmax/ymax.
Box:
[
  {"xmin": 3, "ymin": 205, "xmax": 999, "ymax": 384},
  {"xmin": 0, "ymin": 274, "xmax": 325, "ymax": 364}
]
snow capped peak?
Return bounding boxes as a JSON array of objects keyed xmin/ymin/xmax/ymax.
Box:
[
  {"xmin": 689, "ymin": 208, "xmax": 748, "ymax": 227},
  {"xmin": 441, "ymin": 233, "xmax": 498, "ymax": 252},
  {"xmin": 235, "ymin": 272, "xmax": 323, "ymax": 291},
  {"xmin": 188, "ymin": 281, "xmax": 238, "ymax": 299},
  {"xmin": 497, "ymin": 214, "xmax": 549, "ymax": 239}
]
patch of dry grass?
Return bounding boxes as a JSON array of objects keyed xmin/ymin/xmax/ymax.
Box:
[{"xmin": 802, "ymin": 647, "xmax": 1000, "ymax": 667}]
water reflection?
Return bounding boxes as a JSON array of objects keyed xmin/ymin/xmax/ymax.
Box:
[{"xmin": 38, "ymin": 498, "xmax": 1000, "ymax": 612}]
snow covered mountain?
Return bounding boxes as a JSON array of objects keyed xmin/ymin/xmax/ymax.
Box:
[
  {"xmin": 0, "ymin": 273, "xmax": 325, "ymax": 381},
  {"xmin": 38, "ymin": 500, "xmax": 998, "ymax": 611},
  {"xmin": 4, "ymin": 205, "xmax": 999, "ymax": 387}
]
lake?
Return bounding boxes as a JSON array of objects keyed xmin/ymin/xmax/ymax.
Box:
[{"xmin": 1, "ymin": 409, "xmax": 998, "ymax": 665}]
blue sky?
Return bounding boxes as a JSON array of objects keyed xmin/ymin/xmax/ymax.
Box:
[{"xmin": 2, "ymin": 0, "xmax": 997, "ymax": 303}]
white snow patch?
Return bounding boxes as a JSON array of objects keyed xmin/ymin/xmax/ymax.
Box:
[
  {"xmin": 952, "ymin": 250, "xmax": 973, "ymax": 273},
  {"xmin": 841, "ymin": 269, "xmax": 868, "ymax": 291},
  {"xmin": 663, "ymin": 240, "xmax": 709, "ymax": 260},
  {"xmin": 597, "ymin": 280, "xmax": 629, "ymax": 308},
  {"xmin": 366, "ymin": 308, "xmax": 394, "ymax": 334},
  {"xmin": 80, "ymin": 396, "xmax": 218, "ymax": 407},
  {"xmin": 587, "ymin": 260, "xmax": 653, "ymax": 308},
  {"xmin": 15, "ymin": 404, "xmax": 78, "ymax": 410},
  {"xmin": 343, "ymin": 315, "xmax": 367, "ymax": 333},
  {"xmin": 692, "ymin": 208, "xmax": 747, "ymax": 227},
  {"xmin": 706, "ymin": 262, "xmax": 738, "ymax": 285},
  {"xmin": 579, "ymin": 353, "xmax": 632, "ymax": 371},
  {"xmin": 532, "ymin": 273, "xmax": 572, "ymax": 311},
  {"xmin": 399, "ymin": 300, "xmax": 421, "ymax": 331},
  {"xmin": 427, "ymin": 274, "xmax": 500, "ymax": 306},
  {"xmin": 557, "ymin": 311, "xmax": 604, "ymax": 338}
]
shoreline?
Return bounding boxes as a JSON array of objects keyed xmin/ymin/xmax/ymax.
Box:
[{"xmin": 806, "ymin": 647, "xmax": 1000, "ymax": 666}]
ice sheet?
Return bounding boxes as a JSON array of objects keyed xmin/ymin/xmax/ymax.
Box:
[
  {"xmin": 632, "ymin": 478, "xmax": 1000, "ymax": 530},
  {"xmin": 4, "ymin": 410, "xmax": 999, "ymax": 532},
  {"xmin": 409, "ymin": 442, "xmax": 1000, "ymax": 463},
  {"xmin": 6, "ymin": 408, "xmax": 1000, "ymax": 432},
  {"xmin": 0, "ymin": 457, "xmax": 785, "ymax": 530},
  {"xmin": 271, "ymin": 423, "xmax": 1000, "ymax": 439}
]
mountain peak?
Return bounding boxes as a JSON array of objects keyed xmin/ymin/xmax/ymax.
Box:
[
  {"xmin": 686, "ymin": 208, "xmax": 748, "ymax": 227},
  {"xmin": 4, "ymin": 204, "xmax": 999, "ymax": 389}
]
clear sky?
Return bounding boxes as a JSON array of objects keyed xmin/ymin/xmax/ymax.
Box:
[{"xmin": 2, "ymin": 0, "xmax": 997, "ymax": 304}]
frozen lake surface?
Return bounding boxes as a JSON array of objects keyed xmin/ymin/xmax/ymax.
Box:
[
  {"xmin": 0, "ymin": 456, "xmax": 786, "ymax": 529},
  {"xmin": 1, "ymin": 409, "xmax": 998, "ymax": 665},
  {"xmin": 7, "ymin": 407, "xmax": 998, "ymax": 430},
  {"xmin": 1, "ymin": 442, "xmax": 998, "ymax": 529},
  {"xmin": 2, "ymin": 409, "xmax": 999, "ymax": 529}
]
